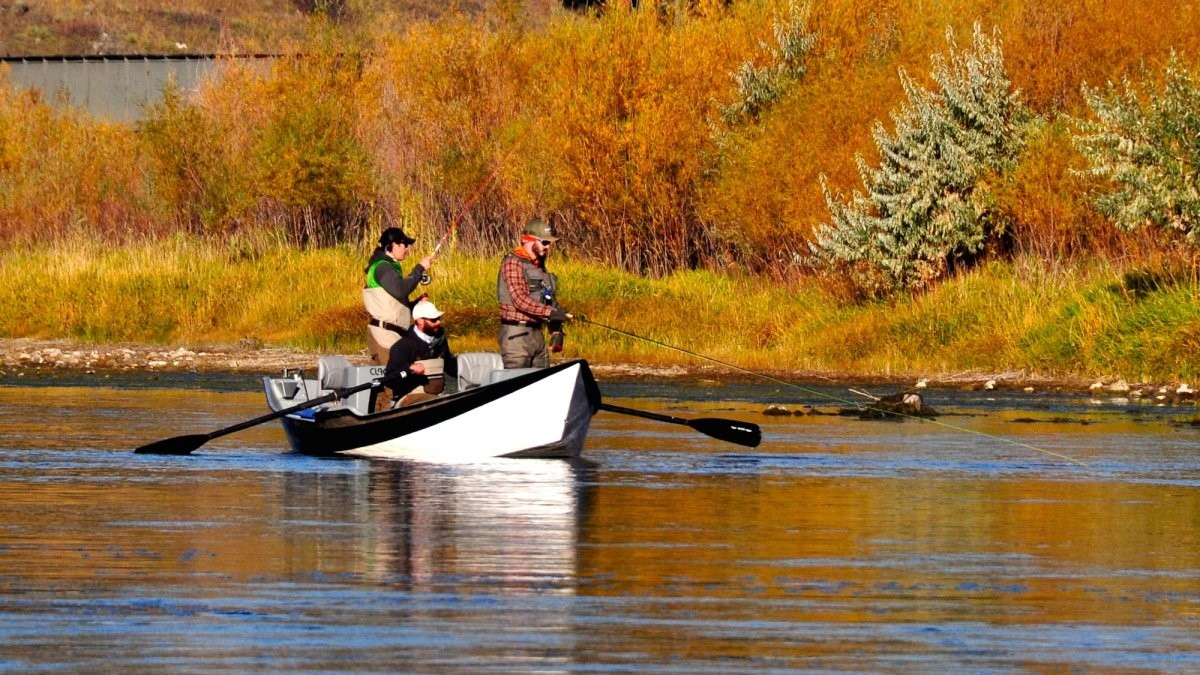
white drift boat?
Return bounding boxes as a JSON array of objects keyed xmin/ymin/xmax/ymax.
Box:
[
  {"xmin": 134, "ymin": 352, "xmax": 758, "ymax": 458},
  {"xmin": 261, "ymin": 354, "xmax": 601, "ymax": 462}
]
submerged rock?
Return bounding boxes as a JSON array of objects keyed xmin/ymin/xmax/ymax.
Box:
[
  {"xmin": 762, "ymin": 404, "xmax": 814, "ymax": 416},
  {"xmin": 848, "ymin": 391, "xmax": 938, "ymax": 420}
]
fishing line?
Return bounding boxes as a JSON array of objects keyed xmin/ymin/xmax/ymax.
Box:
[{"xmin": 576, "ymin": 315, "xmax": 1087, "ymax": 466}]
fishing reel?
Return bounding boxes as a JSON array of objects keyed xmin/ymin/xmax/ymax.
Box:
[{"xmin": 420, "ymin": 234, "xmax": 451, "ymax": 286}]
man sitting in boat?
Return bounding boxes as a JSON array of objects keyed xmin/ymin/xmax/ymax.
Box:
[
  {"xmin": 383, "ymin": 299, "xmax": 459, "ymax": 407},
  {"xmin": 496, "ymin": 219, "xmax": 572, "ymax": 369}
]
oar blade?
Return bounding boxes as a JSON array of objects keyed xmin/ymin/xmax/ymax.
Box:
[
  {"xmin": 134, "ymin": 433, "xmax": 210, "ymax": 455},
  {"xmin": 690, "ymin": 418, "xmax": 762, "ymax": 448}
]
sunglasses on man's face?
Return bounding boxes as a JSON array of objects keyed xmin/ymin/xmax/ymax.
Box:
[{"xmin": 540, "ymin": 240, "xmax": 553, "ymax": 246}]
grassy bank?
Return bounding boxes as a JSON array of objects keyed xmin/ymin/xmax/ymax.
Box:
[{"xmin": 2, "ymin": 237, "xmax": 1197, "ymax": 383}]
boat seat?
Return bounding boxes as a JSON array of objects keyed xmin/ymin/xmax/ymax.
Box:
[
  {"xmin": 314, "ymin": 356, "xmax": 381, "ymax": 414},
  {"xmin": 457, "ymin": 352, "xmax": 504, "ymax": 390},
  {"xmin": 317, "ymin": 355, "xmax": 354, "ymax": 390}
]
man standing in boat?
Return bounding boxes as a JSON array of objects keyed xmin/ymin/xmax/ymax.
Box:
[
  {"xmin": 496, "ymin": 219, "xmax": 571, "ymax": 369},
  {"xmin": 384, "ymin": 299, "xmax": 458, "ymax": 406},
  {"xmin": 364, "ymin": 226, "xmax": 435, "ymax": 367}
]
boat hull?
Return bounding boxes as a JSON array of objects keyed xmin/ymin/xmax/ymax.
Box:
[{"xmin": 266, "ymin": 360, "xmax": 600, "ymax": 462}]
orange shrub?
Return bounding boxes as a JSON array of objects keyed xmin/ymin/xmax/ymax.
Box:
[
  {"xmin": 0, "ymin": 78, "xmax": 160, "ymax": 243},
  {"xmin": 699, "ymin": 58, "xmax": 905, "ymax": 273},
  {"xmin": 359, "ymin": 15, "xmax": 532, "ymax": 251},
  {"xmin": 524, "ymin": 6, "xmax": 746, "ymax": 273},
  {"xmin": 990, "ymin": 120, "xmax": 1110, "ymax": 259},
  {"xmin": 139, "ymin": 27, "xmax": 377, "ymax": 245},
  {"xmin": 7, "ymin": 0, "xmax": 1200, "ymax": 276},
  {"xmin": 1002, "ymin": 0, "xmax": 1200, "ymax": 113}
]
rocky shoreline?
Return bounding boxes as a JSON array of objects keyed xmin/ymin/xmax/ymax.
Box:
[
  {"xmin": 0, "ymin": 338, "xmax": 719, "ymax": 383},
  {"xmin": 0, "ymin": 338, "xmax": 1195, "ymax": 404},
  {"xmin": 0, "ymin": 338, "xmax": 317, "ymax": 376}
]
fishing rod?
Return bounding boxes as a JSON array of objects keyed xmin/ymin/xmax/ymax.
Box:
[
  {"xmin": 420, "ymin": 133, "xmax": 527, "ymax": 286},
  {"xmin": 419, "ymin": 231, "xmax": 452, "ymax": 285},
  {"xmin": 574, "ymin": 315, "xmax": 1088, "ymax": 466}
]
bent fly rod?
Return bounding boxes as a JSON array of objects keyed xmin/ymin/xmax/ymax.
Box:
[
  {"xmin": 575, "ymin": 315, "xmax": 1087, "ymax": 466},
  {"xmin": 421, "ymin": 131, "xmax": 527, "ymax": 285}
]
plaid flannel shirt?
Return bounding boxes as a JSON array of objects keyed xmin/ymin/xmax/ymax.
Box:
[{"xmin": 499, "ymin": 252, "xmax": 553, "ymax": 323}]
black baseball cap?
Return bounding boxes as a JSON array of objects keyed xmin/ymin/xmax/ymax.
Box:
[{"xmin": 379, "ymin": 227, "xmax": 416, "ymax": 247}]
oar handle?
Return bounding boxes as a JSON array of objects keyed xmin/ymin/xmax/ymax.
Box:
[
  {"xmin": 135, "ymin": 369, "xmax": 410, "ymax": 454},
  {"xmin": 210, "ymin": 371, "xmax": 408, "ymax": 439},
  {"xmin": 205, "ymin": 390, "xmax": 338, "ymax": 441}
]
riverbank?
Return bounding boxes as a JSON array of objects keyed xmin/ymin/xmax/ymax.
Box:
[
  {"xmin": 6, "ymin": 336, "xmax": 1200, "ymax": 411},
  {"xmin": 0, "ymin": 336, "xmax": 1128, "ymax": 395},
  {"xmin": 0, "ymin": 337, "xmax": 699, "ymax": 381},
  {"xmin": 2, "ymin": 240, "xmax": 1198, "ymax": 394}
]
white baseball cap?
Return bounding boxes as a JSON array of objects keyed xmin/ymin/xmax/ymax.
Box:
[{"xmin": 412, "ymin": 300, "xmax": 443, "ymax": 321}]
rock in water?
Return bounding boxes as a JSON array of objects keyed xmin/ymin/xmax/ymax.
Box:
[{"xmin": 855, "ymin": 391, "xmax": 938, "ymax": 420}]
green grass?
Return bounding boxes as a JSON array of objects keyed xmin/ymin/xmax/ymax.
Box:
[{"xmin": 2, "ymin": 236, "xmax": 1197, "ymax": 382}]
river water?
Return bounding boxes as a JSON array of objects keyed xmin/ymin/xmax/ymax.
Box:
[{"xmin": 1, "ymin": 372, "xmax": 1198, "ymax": 671}]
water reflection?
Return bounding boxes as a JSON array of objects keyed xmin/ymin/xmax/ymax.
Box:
[
  {"xmin": 0, "ymin": 384, "xmax": 593, "ymax": 594},
  {"xmin": 356, "ymin": 460, "xmax": 588, "ymax": 588}
]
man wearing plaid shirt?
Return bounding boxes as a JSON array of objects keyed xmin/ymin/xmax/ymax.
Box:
[{"xmin": 496, "ymin": 219, "xmax": 572, "ymax": 368}]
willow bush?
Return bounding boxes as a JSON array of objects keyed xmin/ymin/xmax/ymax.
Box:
[
  {"xmin": 138, "ymin": 28, "xmax": 376, "ymax": 245},
  {"xmin": 715, "ymin": 1, "xmax": 816, "ymax": 129},
  {"xmin": 519, "ymin": 5, "xmax": 748, "ymax": 274},
  {"xmin": 138, "ymin": 81, "xmax": 251, "ymax": 236},
  {"xmin": 1000, "ymin": 0, "xmax": 1200, "ymax": 114},
  {"xmin": 249, "ymin": 46, "xmax": 375, "ymax": 246},
  {"xmin": 1073, "ymin": 54, "xmax": 1200, "ymax": 244},
  {"xmin": 361, "ymin": 14, "xmax": 532, "ymax": 252},
  {"xmin": 811, "ymin": 25, "xmax": 1032, "ymax": 296},
  {"xmin": 5, "ymin": 0, "xmax": 1200, "ymax": 280},
  {"xmin": 0, "ymin": 78, "xmax": 159, "ymax": 243}
]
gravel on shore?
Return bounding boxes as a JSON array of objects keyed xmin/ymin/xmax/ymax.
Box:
[
  {"xmin": 2, "ymin": 337, "xmax": 1194, "ymax": 404},
  {"xmin": 0, "ymin": 337, "xmax": 317, "ymax": 375}
]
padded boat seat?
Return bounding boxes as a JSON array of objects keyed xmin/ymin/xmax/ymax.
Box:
[
  {"xmin": 316, "ymin": 355, "xmax": 378, "ymax": 414},
  {"xmin": 317, "ymin": 355, "xmax": 354, "ymax": 390},
  {"xmin": 457, "ymin": 352, "xmax": 504, "ymax": 390}
]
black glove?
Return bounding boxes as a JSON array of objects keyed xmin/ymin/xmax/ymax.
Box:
[{"xmin": 548, "ymin": 308, "xmax": 571, "ymax": 323}]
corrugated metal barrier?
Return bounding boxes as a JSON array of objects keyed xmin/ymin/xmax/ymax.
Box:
[{"xmin": 1, "ymin": 54, "xmax": 274, "ymax": 122}]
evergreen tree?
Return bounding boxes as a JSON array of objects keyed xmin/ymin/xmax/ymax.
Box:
[
  {"xmin": 1073, "ymin": 54, "xmax": 1200, "ymax": 243},
  {"xmin": 812, "ymin": 24, "xmax": 1030, "ymax": 296}
]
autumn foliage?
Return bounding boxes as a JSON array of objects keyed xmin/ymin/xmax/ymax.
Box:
[{"xmin": 2, "ymin": 0, "xmax": 1199, "ymax": 277}]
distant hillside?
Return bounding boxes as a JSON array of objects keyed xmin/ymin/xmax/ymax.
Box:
[{"xmin": 0, "ymin": 0, "xmax": 548, "ymax": 57}]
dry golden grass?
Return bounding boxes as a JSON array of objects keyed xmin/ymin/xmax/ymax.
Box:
[{"xmin": 2, "ymin": 235, "xmax": 1196, "ymax": 381}]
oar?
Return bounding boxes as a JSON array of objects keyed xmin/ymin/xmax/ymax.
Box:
[
  {"xmin": 134, "ymin": 371, "xmax": 409, "ymax": 455},
  {"xmin": 599, "ymin": 403, "xmax": 762, "ymax": 448}
]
